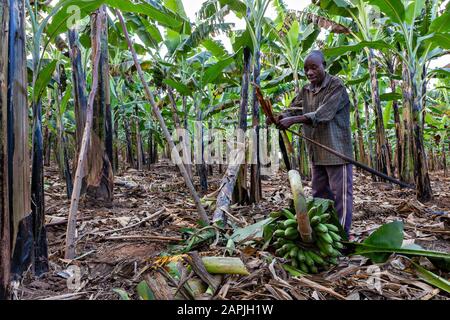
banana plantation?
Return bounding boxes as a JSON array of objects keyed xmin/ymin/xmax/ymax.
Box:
[{"xmin": 0, "ymin": 0, "xmax": 449, "ymax": 301}]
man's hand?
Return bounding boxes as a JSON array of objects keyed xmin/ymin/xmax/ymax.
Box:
[
  {"xmin": 266, "ymin": 114, "xmax": 283, "ymax": 126},
  {"xmin": 278, "ymin": 115, "xmax": 311, "ymax": 130}
]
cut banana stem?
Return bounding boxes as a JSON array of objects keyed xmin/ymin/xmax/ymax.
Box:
[{"xmin": 288, "ymin": 170, "xmax": 313, "ymax": 243}]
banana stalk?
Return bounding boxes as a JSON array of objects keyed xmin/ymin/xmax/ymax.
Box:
[{"xmin": 288, "ymin": 170, "xmax": 313, "ymax": 243}]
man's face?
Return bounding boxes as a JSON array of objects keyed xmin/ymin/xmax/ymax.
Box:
[{"xmin": 304, "ymin": 55, "xmax": 326, "ymax": 86}]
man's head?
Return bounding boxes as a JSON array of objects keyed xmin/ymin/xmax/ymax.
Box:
[{"xmin": 304, "ymin": 50, "xmax": 326, "ymax": 86}]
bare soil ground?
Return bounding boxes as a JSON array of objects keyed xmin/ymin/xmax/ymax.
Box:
[{"xmin": 15, "ymin": 160, "xmax": 450, "ymax": 300}]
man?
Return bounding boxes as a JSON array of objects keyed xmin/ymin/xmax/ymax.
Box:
[{"xmin": 268, "ymin": 50, "xmax": 354, "ymax": 236}]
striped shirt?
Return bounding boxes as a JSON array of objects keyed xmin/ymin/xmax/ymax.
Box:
[{"xmin": 281, "ymin": 73, "xmax": 353, "ymax": 165}]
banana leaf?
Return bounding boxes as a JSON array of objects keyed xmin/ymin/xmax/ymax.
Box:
[
  {"xmin": 366, "ymin": 0, "xmax": 405, "ymax": 24},
  {"xmin": 351, "ymin": 221, "xmax": 450, "ymax": 266},
  {"xmin": 33, "ymin": 60, "xmax": 57, "ymax": 104},
  {"xmin": 231, "ymin": 217, "xmax": 274, "ymax": 243},
  {"xmin": 136, "ymin": 280, "xmax": 155, "ymax": 300},
  {"xmin": 410, "ymin": 260, "xmax": 450, "ymax": 293}
]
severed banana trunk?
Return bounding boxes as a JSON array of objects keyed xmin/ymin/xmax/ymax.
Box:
[{"xmin": 288, "ymin": 170, "xmax": 313, "ymax": 243}]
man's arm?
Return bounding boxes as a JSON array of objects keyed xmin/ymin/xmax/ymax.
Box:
[
  {"xmin": 266, "ymin": 92, "xmax": 303, "ymax": 126},
  {"xmin": 278, "ymin": 114, "xmax": 312, "ymax": 129},
  {"xmin": 279, "ymin": 81, "xmax": 346, "ymax": 129}
]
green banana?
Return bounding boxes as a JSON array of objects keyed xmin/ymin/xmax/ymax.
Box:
[
  {"xmin": 328, "ymin": 231, "xmax": 342, "ymax": 242},
  {"xmin": 273, "ymin": 229, "xmax": 285, "ymax": 237},
  {"xmin": 277, "ymin": 222, "xmax": 286, "ymax": 230},
  {"xmin": 318, "ymin": 232, "xmax": 333, "ymax": 244},
  {"xmin": 328, "ymin": 248, "xmax": 341, "ymax": 258},
  {"xmin": 319, "ymin": 213, "xmax": 331, "ymax": 223},
  {"xmin": 282, "ymin": 208, "xmax": 296, "ymax": 220},
  {"xmin": 317, "ymin": 239, "xmax": 334, "ymax": 255},
  {"xmin": 289, "ymin": 246, "xmax": 299, "ymax": 258},
  {"xmin": 324, "ymin": 223, "xmax": 339, "ymax": 233},
  {"xmin": 308, "ymin": 207, "xmax": 317, "ymax": 218},
  {"xmin": 284, "ymin": 227, "xmax": 299, "ymax": 239},
  {"xmin": 310, "ymin": 216, "xmax": 321, "ymax": 227},
  {"xmin": 314, "ymin": 223, "xmax": 328, "ymax": 233},
  {"xmin": 297, "ymin": 250, "xmax": 306, "ymax": 262},
  {"xmin": 299, "ymin": 263, "xmax": 309, "ymax": 273},
  {"xmin": 283, "ymin": 219, "xmax": 298, "ymax": 228},
  {"xmin": 333, "ymin": 241, "xmax": 344, "ymax": 250},
  {"xmin": 309, "ymin": 265, "xmax": 318, "ymax": 274},
  {"xmin": 304, "ymin": 251, "xmax": 315, "ymax": 267},
  {"xmin": 281, "ymin": 243, "xmax": 296, "ymax": 252},
  {"xmin": 308, "ymin": 251, "xmax": 325, "ymax": 265},
  {"xmin": 270, "ymin": 211, "xmax": 282, "ymax": 219}
]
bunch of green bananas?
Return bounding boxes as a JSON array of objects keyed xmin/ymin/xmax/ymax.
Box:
[{"xmin": 271, "ymin": 208, "xmax": 344, "ymax": 274}]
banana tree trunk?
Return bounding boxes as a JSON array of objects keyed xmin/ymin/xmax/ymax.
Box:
[
  {"xmin": 367, "ymin": 49, "xmax": 392, "ymax": 177},
  {"xmin": 391, "ymin": 81, "xmax": 403, "ymax": 179},
  {"xmin": 443, "ymin": 143, "xmax": 447, "ymax": 177},
  {"xmin": 429, "ymin": 148, "xmax": 434, "ymax": 172},
  {"xmin": 402, "ymin": 63, "xmax": 432, "ymax": 201},
  {"xmin": 168, "ymin": 87, "xmax": 193, "ymax": 180},
  {"xmin": 411, "ymin": 106, "xmax": 433, "ymax": 201},
  {"xmin": 353, "ymin": 132, "xmax": 358, "ymax": 161},
  {"xmin": 134, "ymin": 106, "xmax": 143, "ymax": 171},
  {"xmin": 401, "ymin": 63, "xmax": 415, "ymax": 184},
  {"xmin": 195, "ymin": 107, "xmax": 208, "ymax": 194},
  {"xmin": 250, "ymin": 27, "xmax": 262, "ymax": 204},
  {"xmin": 68, "ymin": 29, "xmax": 87, "ymax": 151},
  {"xmin": 29, "ymin": 0, "xmax": 54, "ymax": 273},
  {"xmin": 124, "ymin": 118, "xmax": 134, "ymax": 168},
  {"xmin": 351, "ymin": 88, "xmax": 366, "ymax": 165},
  {"xmin": 30, "ymin": 63, "xmax": 47, "ymax": 275},
  {"xmin": 411, "ymin": 87, "xmax": 432, "ymax": 201},
  {"xmin": 234, "ymin": 47, "xmax": 251, "ymax": 205},
  {"xmin": 207, "ymin": 118, "xmax": 213, "ymax": 176},
  {"xmin": 68, "ymin": 29, "xmax": 90, "ymax": 192},
  {"xmin": 148, "ymin": 129, "xmax": 155, "ymax": 168},
  {"xmin": 279, "ymin": 133, "xmax": 291, "ymax": 171},
  {"xmin": 113, "ymin": 114, "xmax": 119, "ymax": 173},
  {"xmin": 363, "ymin": 100, "xmax": 374, "ymax": 171},
  {"xmin": 86, "ymin": 6, "xmax": 113, "ymax": 202},
  {"xmin": 1, "ymin": 0, "xmax": 32, "ymax": 288},
  {"xmin": 55, "ymin": 66, "xmax": 73, "ymax": 199},
  {"xmin": 0, "ymin": 0, "xmax": 11, "ymax": 298},
  {"xmin": 43, "ymin": 106, "xmax": 52, "ymax": 166},
  {"xmin": 65, "ymin": 12, "xmax": 103, "ymax": 259}
]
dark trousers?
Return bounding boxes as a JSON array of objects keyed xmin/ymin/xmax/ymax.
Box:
[{"xmin": 312, "ymin": 164, "xmax": 353, "ymax": 235}]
